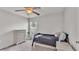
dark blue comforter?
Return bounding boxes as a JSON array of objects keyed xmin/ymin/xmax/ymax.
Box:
[{"xmin": 32, "ymin": 33, "xmax": 58, "ymax": 47}]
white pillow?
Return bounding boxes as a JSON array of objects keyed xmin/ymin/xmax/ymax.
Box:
[{"xmin": 59, "ymin": 32, "xmax": 66, "ymax": 42}]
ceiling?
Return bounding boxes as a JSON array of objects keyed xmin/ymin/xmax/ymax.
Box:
[{"xmin": 0, "ymin": 7, "xmax": 64, "ymax": 18}]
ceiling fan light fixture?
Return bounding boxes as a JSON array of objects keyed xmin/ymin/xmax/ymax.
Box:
[{"xmin": 25, "ymin": 8, "xmax": 33, "ymax": 14}]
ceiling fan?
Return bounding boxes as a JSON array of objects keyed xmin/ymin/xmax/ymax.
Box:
[{"xmin": 15, "ymin": 7, "xmax": 40, "ymax": 16}]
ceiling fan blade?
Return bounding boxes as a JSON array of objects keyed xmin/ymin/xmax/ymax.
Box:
[
  {"xmin": 24, "ymin": 7, "xmax": 40, "ymax": 10},
  {"xmin": 32, "ymin": 11, "xmax": 40, "ymax": 15},
  {"xmin": 15, "ymin": 10, "xmax": 24, "ymax": 12},
  {"xmin": 33, "ymin": 7, "xmax": 40, "ymax": 10}
]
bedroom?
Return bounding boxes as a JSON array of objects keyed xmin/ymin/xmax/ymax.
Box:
[{"xmin": 0, "ymin": 7, "xmax": 78, "ymax": 51}]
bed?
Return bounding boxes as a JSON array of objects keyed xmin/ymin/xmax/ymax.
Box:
[{"xmin": 32, "ymin": 33, "xmax": 58, "ymax": 47}]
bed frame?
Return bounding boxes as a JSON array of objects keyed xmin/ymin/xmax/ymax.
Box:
[{"xmin": 32, "ymin": 33, "xmax": 58, "ymax": 47}]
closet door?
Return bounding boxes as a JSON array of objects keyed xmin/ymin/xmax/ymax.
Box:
[{"xmin": 14, "ymin": 30, "xmax": 26, "ymax": 44}]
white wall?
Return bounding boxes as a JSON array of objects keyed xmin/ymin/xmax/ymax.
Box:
[
  {"xmin": 64, "ymin": 7, "xmax": 79, "ymax": 50},
  {"xmin": 75, "ymin": 8, "xmax": 79, "ymax": 50},
  {"xmin": 32, "ymin": 13, "xmax": 64, "ymax": 34},
  {"xmin": 0, "ymin": 9, "xmax": 28, "ymax": 49},
  {"xmin": 0, "ymin": 10, "xmax": 28, "ymax": 35},
  {"xmin": 0, "ymin": 31, "xmax": 14, "ymax": 49}
]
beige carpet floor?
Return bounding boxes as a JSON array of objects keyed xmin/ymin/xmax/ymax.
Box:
[{"xmin": 0, "ymin": 40, "xmax": 56, "ymax": 51}]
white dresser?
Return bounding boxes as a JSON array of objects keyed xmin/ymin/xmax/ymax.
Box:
[{"xmin": 56, "ymin": 42, "xmax": 73, "ymax": 51}]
